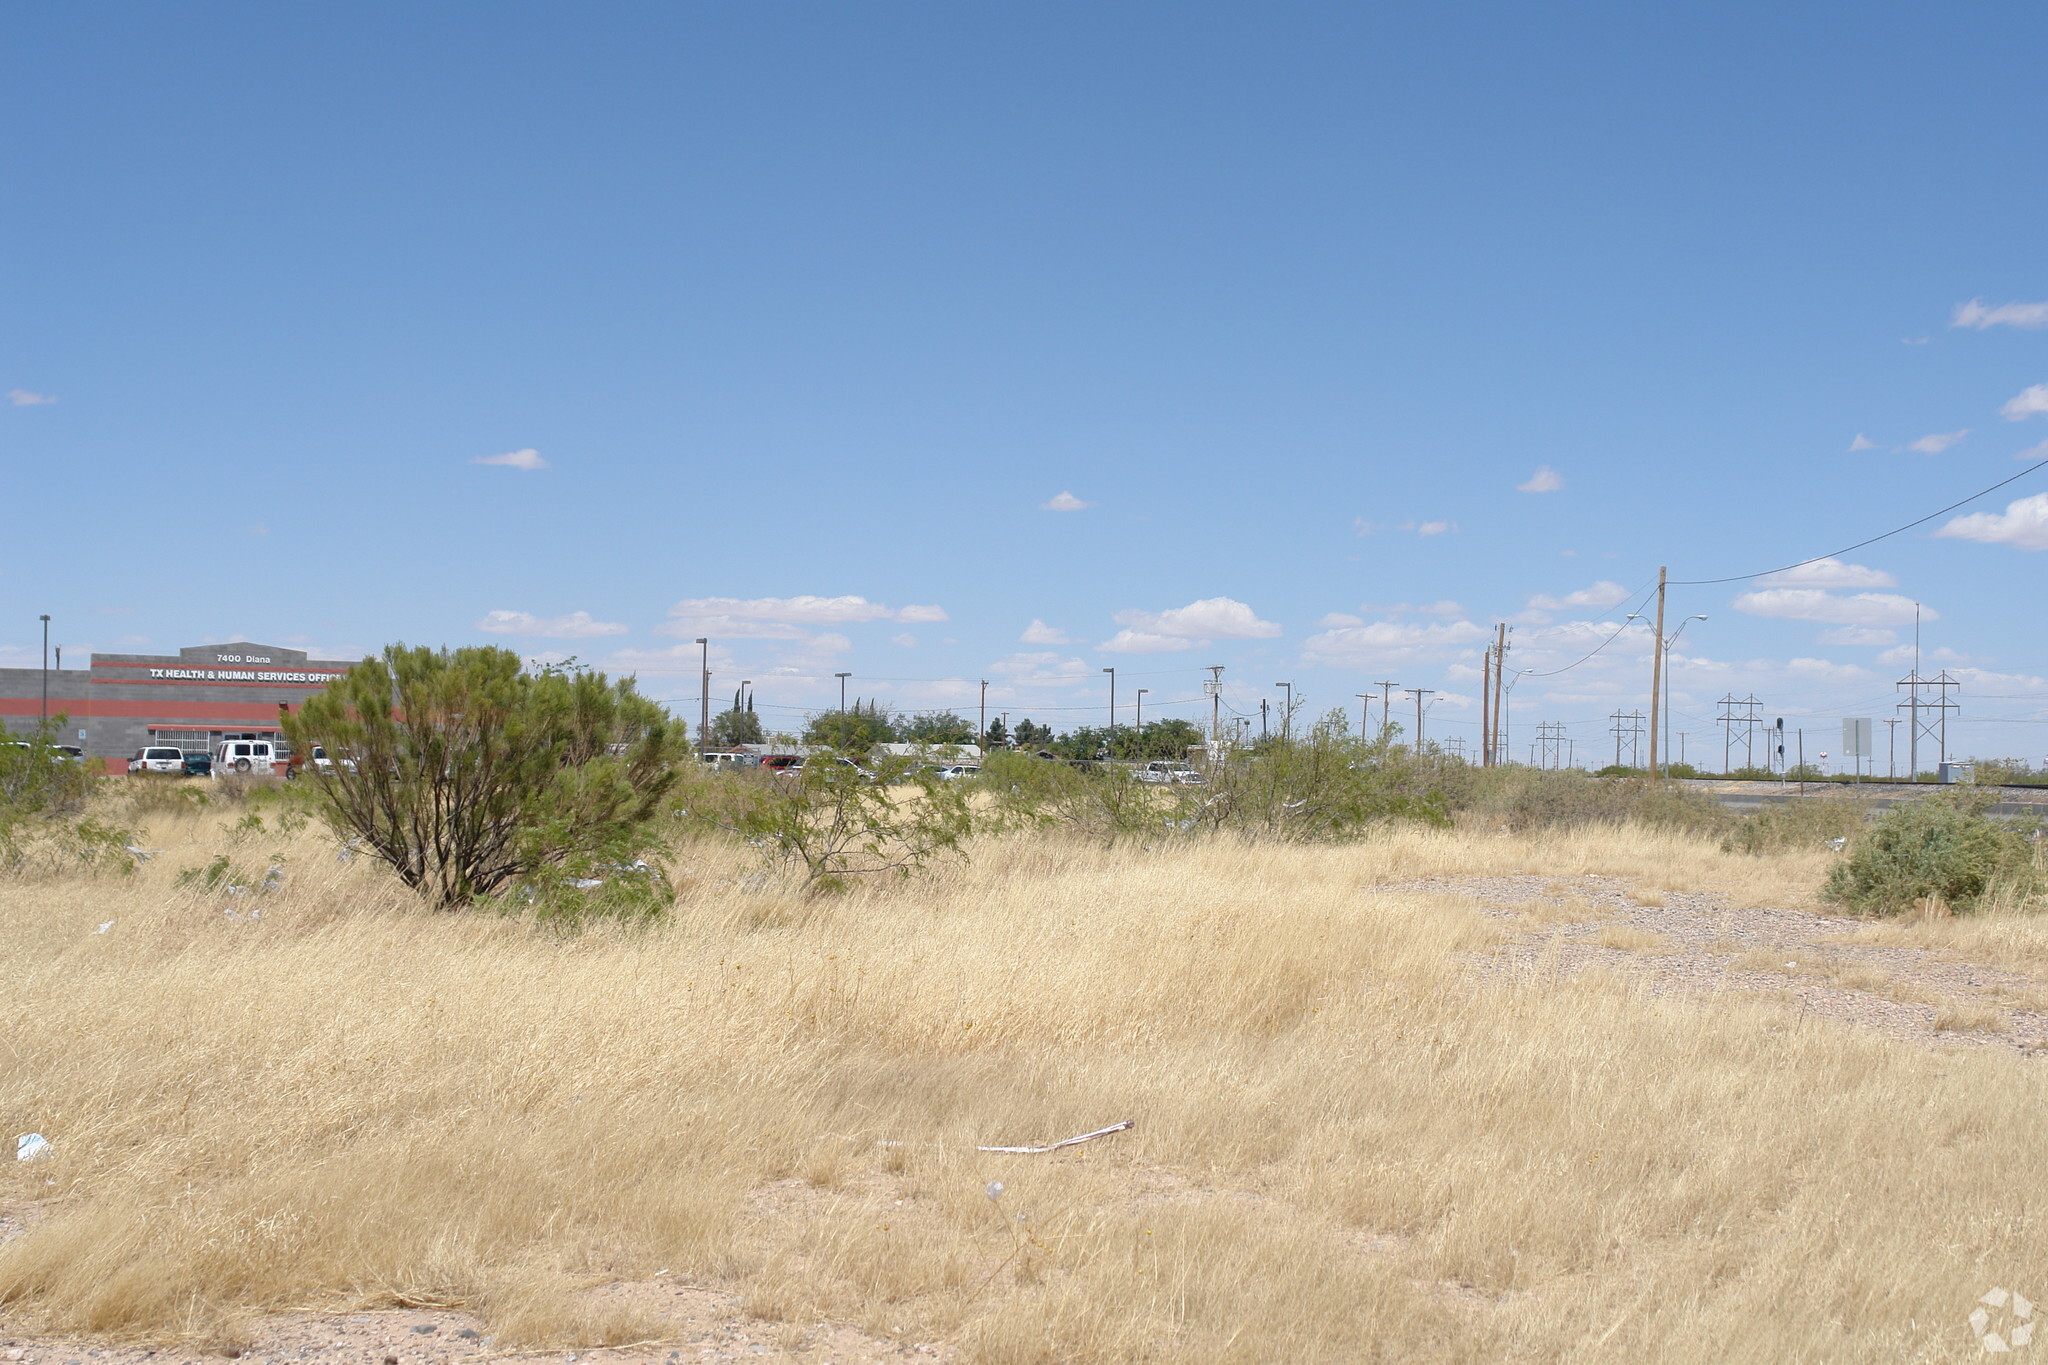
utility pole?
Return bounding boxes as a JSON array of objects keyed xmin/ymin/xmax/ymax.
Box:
[
  {"xmin": 1407, "ymin": 689, "xmax": 1435, "ymax": 751},
  {"xmin": 1377, "ymin": 681, "xmax": 1400, "ymax": 741},
  {"xmin": 1206, "ymin": 666, "xmax": 1224, "ymax": 744},
  {"xmin": 1102, "ymin": 667, "xmax": 1115, "ymax": 736},
  {"xmin": 1609, "ymin": 709, "xmax": 1646, "ymax": 769},
  {"xmin": 1484, "ymin": 622, "xmax": 1508, "ymax": 765},
  {"xmin": 1260, "ymin": 698, "xmax": 1268, "ymax": 740},
  {"xmin": 39, "ymin": 614, "xmax": 51, "ymax": 728},
  {"xmin": 1647, "ymin": 566, "xmax": 1667, "ymax": 779},
  {"xmin": 978, "ymin": 679, "xmax": 989, "ymax": 750},
  {"xmin": 1881, "ymin": 716, "xmax": 1902, "ymax": 780},
  {"xmin": 835, "ymin": 671, "xmax": 851, "ymax": 711},
  {"xmin": 1275, "ymin": 682, "xmax": 1293, "ymax": 738},
  {"xmin": 1481, "ymin": 642, "xmax": 1493, "ymax": 766},
  {"xmin": 1355, "ymin": 693, "xmax": 1371, "ymax": 738},
  {"xmin": 1135, "ymin": 688, "xmax": 1148, "ymax": 735},
  {"xmin": 695, "ymin": 637, "xmax": 710, "ymax": 755}
]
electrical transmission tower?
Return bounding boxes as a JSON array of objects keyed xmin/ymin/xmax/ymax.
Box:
[
  {"xmin": 1534, "ymin": 720, "xmax": 1567, "ymax": 770},
  {"xmin": 1895, "ymin": 669, "xmax": 1961, "ymax": 776},
  {"xmin": 1608, "ymin": 709, "xmax": 1645, "ymax": 770},
  {"xmin": 1444, "ymin": 736, "xmax": 1468, "ymax": 762},
  {"xmin": 1717, "ymin": 693, "xmax": 1764, "ymax": 772}
]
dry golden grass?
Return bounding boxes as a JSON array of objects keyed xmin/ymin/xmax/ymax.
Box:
[
  {"xmin": 1593, "ymin": 924, "xmax": 1668, "ymax": 953},
  {"xmin": 1, "ymin": 808, "xmax": 2045, "ymax": 1361}
]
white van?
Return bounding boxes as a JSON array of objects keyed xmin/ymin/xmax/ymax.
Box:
[{"xmin": 213, "ymin": 738, "xmax": 282, "ymax": 777}]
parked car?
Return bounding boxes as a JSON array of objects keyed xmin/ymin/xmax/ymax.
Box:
[
  {"xmin": 1137, "ymin": 760, "xmax": 1200, "ymax": 785},
  {"xmin": 129, "ymin": 745, "xmax": 187, "ymax": 775},
  {"xmin": 286, "ymin": 744, "xmax": 356, "ymax": 779},
  {"xmin": 936, "ymin": 765, "xmax": 982, "ymax": 780},
  {"xmin": 212, "ymin": 738, "xmax": 283, "ymax": 777},
  {"xmin": 182, "ymin": 751, "xmax": 214, "ymax": 777},
  {"xmin": 757, "ymin": 754, "xmax": 804, "ymax": 774}
]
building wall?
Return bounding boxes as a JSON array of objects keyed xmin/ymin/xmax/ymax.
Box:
[{"xmin": 0, "ymin": 641, "xmax": 362, "ymax": 760}]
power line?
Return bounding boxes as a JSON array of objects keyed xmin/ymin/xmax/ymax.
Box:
[{"xmin": 1670, "ymin": 453, "xmax": 2048, "ymax": 587}]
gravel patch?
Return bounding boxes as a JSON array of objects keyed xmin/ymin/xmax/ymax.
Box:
[{"xmin": 1388, "ymin": 873, "xmax": 2048, "ymax": 1055}]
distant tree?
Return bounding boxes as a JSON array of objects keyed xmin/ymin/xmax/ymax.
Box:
[
  {"xmin": 1049, "ymin": 726, "xmax": 1111, "ymax": 760},
  {"xmin": 286, "ymin": 645, "xmax": 685, "ymax": 909},
  {"xmin": 708, "ymin": 706, "xmax": 764, "ymax": 746},
  {"xmin": 1120, "ymin": 718, "xmax": 1203, "ymax": 760},
  {"xmin": 983, "ymin": 717, "xmax": 1009, "ymax": 749},
  {"xmin": 1012, "ymin": 719, "xmax": 1053, "ymax": 748},
  {"xmin": 901, "ymin": 710, "xmax": 974, "ymax": 744},
  {"xmin": 804, "ymin": 700, "xmax": 898, "ymax": 753}
]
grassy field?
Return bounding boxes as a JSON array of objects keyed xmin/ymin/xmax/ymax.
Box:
[{"xmin": 3, "ymin": 797, "xmax": 2046, "ymax": 1362}]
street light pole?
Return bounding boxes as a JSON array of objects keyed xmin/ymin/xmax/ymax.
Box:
[
  {"xmin": 695, "ymin": 638, "xmax": 710, "ymax": 755},
  {"xmin": 1406, "ymin": 689, "xmax": 1436, "ymax": 751},
  {"xmin": 1102, "ymin": 667, "xmax": 1115, "ymax": 735},
  {"xmin": 39, "ymin": 614, "xmax": 51, "ymax": 728},
  {"xmin": 1661, "ymin": 615, "xmax": 1707, "ymax": 773},
  {"xmin": 835, "ymin": 672, "xmax": 852, "ymax": 711},
  {"xmin": 1135, "ymin": 688, "xmax": 1148, "ymax": 736},
  {"xmin": 1275, "ymin": 682, "xmax": 1293, "ymax": 738},
  {"xmin": 979, "ymin": 679, "xmax": 989, "ymax": 750}
]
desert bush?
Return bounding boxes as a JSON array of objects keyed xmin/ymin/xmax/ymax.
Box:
[
  {"xmin": 693, "ymin": 751, "xmax": 976, "ymax": 892},
  {"xmin": 286, "ymin": 645, "xmax": 687, "ymax": 910},
  {"xmin": 1449, "ymin": 766, "xmax": 1727, "ymax": 836},
  {"xmin": 976, "ymin": 751, "xmax": 1169, "ymax": 844},
  {"xmin": 1189, "ymin": 712, "xmax": 1450, "ymax": 841},
  {"xmin": 1823, "ymin": 789, "xmax": 2041, "ymax": 916},
  {"xmin": 1722, "ymin": 796, "xmax": 1867, "ymax": 855},
  {"xmin": 0, "ymin": 719, "xmax": 95, "ymax": 816},
  {"xmin": 115, "ymin": 776, "xmax": 213, "ymax": 821}
]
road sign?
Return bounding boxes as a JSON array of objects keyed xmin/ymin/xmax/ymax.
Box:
[{"xmin": 1843, "ymin": 717, "xmax": 1872, "ymax": 758}]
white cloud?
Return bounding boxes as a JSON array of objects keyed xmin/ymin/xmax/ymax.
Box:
[
  {"xmin": 1110, "ymin": 597, "xmax": 1281, "ymax": 643},
  {"xmin": 1526, "ymin": 580, "xmax": 1631, "ymax": 612},
  {"xmin": 1876, "ymin": 644, "xmax": 1971, "ymax": 668},
  {"xmin": 1318, "ymin": 612, "xmax": 1364, "ymax": 628},
  {"xmin": 7, "ymin": 389, "xmax": 56, "ymax": 406},
  {"xmin": 1352, "ymin": 517, "xmax": 1378, "ymax": 537},
  {"xmin": 1040, "ymin": 491, "xmax": 1094, "ymax": 511},
  {"xmin": 989, "ymin": 652, "xmax": 1093, "ymax": 685},
  {"xmin": 1935, "ymin": 491, "xmax": 2048, "ymax": 551},
  {"xmin": 476, "ymin": 609, "xmax": 628, "ymax": 639},
  {"xmin": 2002, "ymin": 385, "xmax": 2048, "ymax": 421},
  {"xmin": 472, "ymin": 447, "xmax": 548, "ymax": 470},
  {"xmin": 891, "ymin": 633, "xmax": 917, "ymax": 648},
  {"xmin": 1953, "ymin": 298, "xmax": 2048, "ymax": 330},
  {"xmin": 1359, "ymin": 600, "xmax": 1467, "ymax": 617},
  {"xmin": 1414, "ymin": 520, "xmax": 1452, "ymax": 537},
  {"xmin": 657, "ymin": 595, "xmax": 945, "ymax": 638},
  {"xmin": 1020, "ymin": 619, "xmax": 1069, "ymax": 644},
  {"xmin": 1300, "ymin": 619, "xmax": 1487, "ymax": 667},
  {"xmin": 1906, "ymin": 429, "xmax": 1968, "ymax": 454},
  {"xmin": 2015, "ymin": 440, "xmax": 2048, "ymax": 462},
  {"xmin": 1848, "ymin": 434, "xmax": 1876, "ymax": 452},
  {"xmin": 1517, "ymin": 466, "xmax": 1564, "ymax": 493},
  {"xmin": 1730, "ymin": 588, "xmax": 1931, "ymax": 627},
  {"xmin": 1098, "ymin": 630, "xmax": 1193, "ymax": 654},
  {"xmin": 1756, "ymin": 557, "xmax": 1897, "ymax": 589},
  {"xmin": 1816, "ymin": 626, "xmax": 1898, "ymax": 647}
]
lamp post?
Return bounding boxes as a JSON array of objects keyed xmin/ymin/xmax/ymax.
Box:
[
  {"xmin": 1661, "ymin": 615, "xmax": 1707, "ymax": 771},
  {"xmin": 695, "ymin": 638, "xmax": 710, "ymax": 755},
  {"xmin": 978, "ymin": 679, "xmax": 989, "ymax": 750},
  {"xmin": 1275, "ymin": 682, "xmax": 1293, "ymax": 738},
  {"xmin": 1102, "ymin": 667, "xmax": 1115, "ymax": 735},
  {"xmin": 835, "ymin": 672, "xmax": 852, "ymax": 711},
  {"xmin": 1135, "ymin": 688, "xmax": 1148, "ymax": 736},
  {"xmin": 39, "ymin": 615, "xmax": 51, "ymax": 728}
]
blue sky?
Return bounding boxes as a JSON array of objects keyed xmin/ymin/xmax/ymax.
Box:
[{"xmin": 5, "ymin": 3, "xmax": 2046, "ymax": 767}]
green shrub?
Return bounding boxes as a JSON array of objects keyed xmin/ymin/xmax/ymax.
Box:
[
  {"xmin": 1448, "ymin": 767, "xmax": 1726, "ymax": 837},
  {"xmin": 1721, "ymin": 797, "xmax": 1867, "ymax": 855},
  {"xmin": 1823, "ymin": 789, "xmax": 2040, "ymax": 916}
]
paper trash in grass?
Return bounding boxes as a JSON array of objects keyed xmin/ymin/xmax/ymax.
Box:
[{"xmin": 16, "ymin": 1134, "xmax": 51, "ymax": 1162}]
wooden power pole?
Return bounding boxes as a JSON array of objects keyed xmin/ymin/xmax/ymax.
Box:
[{"xmin": 1647, "ymin": 566, "xmax": 1667, "ymax": 780}]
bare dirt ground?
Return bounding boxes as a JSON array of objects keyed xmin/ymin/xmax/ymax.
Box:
[
  {"xmin": 1395, "ymin": 872, "xmax": 2048, "ymax": 1055},
  {"xmin": 0, "ymin": 1288, "xmax": 946, "ymax": 1365}
]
